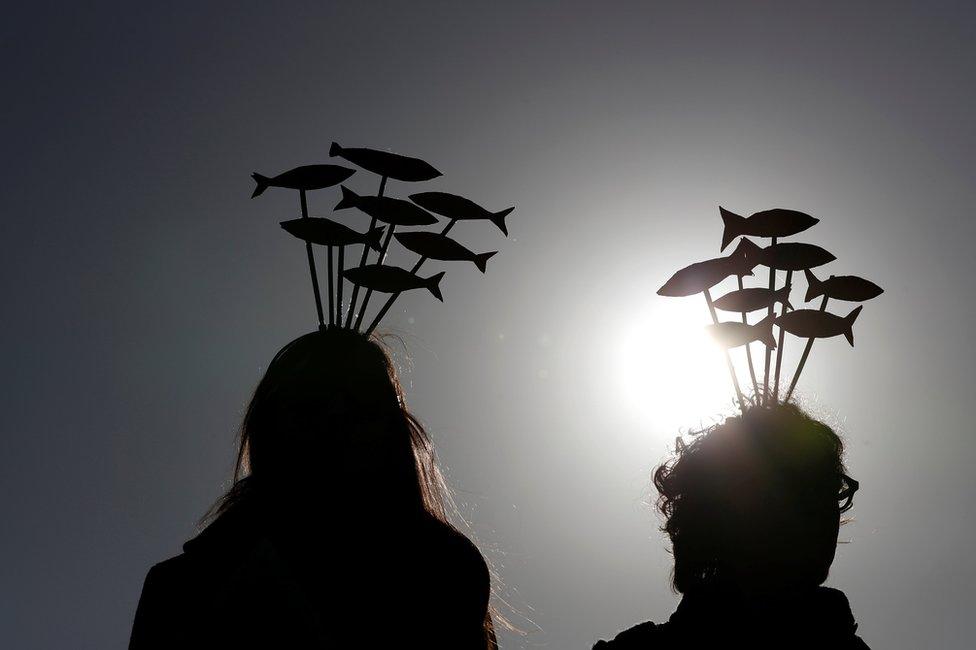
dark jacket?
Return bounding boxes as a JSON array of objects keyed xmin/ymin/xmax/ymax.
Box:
[
  {"xmin": 130, "ymin": 501, "xmax": 494, "ymax": 649},
  {"xmin": 594, "ymin": 586, "xmax": 870, "ymax": 649}
]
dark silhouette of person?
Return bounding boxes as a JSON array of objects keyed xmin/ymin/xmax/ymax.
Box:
[
  {"xmin": 130, "ymin": 328, "xmax": 496, "ymax": 648},
  {"xmin": 594, "ymin": 404, "xmax": 868, "ymax": 649}
]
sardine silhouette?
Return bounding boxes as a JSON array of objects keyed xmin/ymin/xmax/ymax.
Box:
[
  {"xmin": 775, "ymin": 305, "xmax": 862, "ymax": 346},
  {"xmin": 251, "ymin": 165, "xmax": 355, "ymax": 198},
  {"xmin": 280, "ymin": 218, "xmax": 384, "ymax": 251},
  {"xmin": 804, "ymin": 269, "xmax": 884, "ymax": 303},
  {"xmin": 329, "ymin": 142, "xmax": 441, "ymax": 182},
  {"xmin": 343, "ymin": 264, "xmax": 445, "ymax": 301},
  {"xmin": 719, "ymin": 207, "xmax": 819, "ymax": 251},
  {"xmin": 755, "ymin": 242, "xmax": 836, "ymax": 271},
  {"xmin": 657, "ymin": 239, "xmax": 759, "ymax": 297},
  {"xmin": 706, "ymin": 314, "xmax": 777, "ymax": 349},
  {"xmin": 409, "ymin": 191, "xmax": 515, "ymax": 236},
  {"xmin": 394, "ymin": 231, "xmax": 497, "ymax": 273},
  {"xmin": 713, "ymin": 285, "xmax": 793, "ymax": 313},
  {"xmin": 334, "ymin": 186, "xmax": 438, "ymax": 226}
]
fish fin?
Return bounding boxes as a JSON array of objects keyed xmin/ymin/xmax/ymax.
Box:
[
  {"xmin": 329, "ymin": 142, "xmax": 342, "ymax": 157},
  {"xmin": 756, "ymin": 314, "xmax": 777, "ymax": 349},
  {"xmin": 366, "ymin": 226, "xmax": 385, "ymax": 252},
  {"xmin": 843, "ymin": 305, "xmax": 862, "ymax": 347},
  {"xmin": 804, "ymin": 268, "xmax": 822, "ymax": 302},
  {"xmin": 251, "ymin": 173, "xmax": 270, "ymax": 198},
  {"xmin": 474, "ymin": 251, "xmax": 497, "ymax": 273},
  {"xmin": 491, "ymin": 207, "xmax": 514, "ymax": 236},
  {"xmin": 778, "ymin": 284, "xmax": 793, "ymax": 310},
  {"xmin": 720, "ymin": 206, "xmax": 746, "ymax": 251},
  {"xmin": 426, "ymin": 271, "xmax": 446, "ymax": 302},
  {"xmin": 334, "ymin": 185, "xmax": 357, "ymax": 211}
]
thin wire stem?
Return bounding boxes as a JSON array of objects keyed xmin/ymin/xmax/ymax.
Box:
[
  {"xmin": 327, "ymin": 246, "xmax": 334, "ymax": 326},
  {"xmin": 704, "ymin": 287, "xmax": 745, "ymax": 412},
  {"xmin": 354, "ymin": 224, "xmax": 397, "ymax": 330},
  {"xmin": 772, "ymin": 269, "xmax": 793, "ymax": 403},
  {"xmin": 345, "ymin": 175, "xmax": 387, "ymax": 328},
  {"xmin": 738, "ymin": 275, "xmax": 760, "ymax": 401},
  {"xmin": 336, "ymin": 245, "xmax": 344, "ymax": 324},
  {"xmin": 784, "ymin": 294, "xmax": 829, "ymax": 403},
  {"xmin": 365, "ymin": 219, "xmax": 458, "ymax": 335},
  {"xmin": 299, "ymin": 189, "xmax": 325, "ymax": 328},
  {"xmin": 762, "ymin": 236, "xmax": 777, "ymax": 405}
]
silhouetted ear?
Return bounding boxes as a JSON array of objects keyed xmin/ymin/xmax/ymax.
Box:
[{"xmin": 329, "ymin": 144, "xmax": 442, "ymax": 181}]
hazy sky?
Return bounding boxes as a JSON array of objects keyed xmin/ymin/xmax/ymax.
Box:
[{"xmin": 3, "ymin": 2, "xmax": 975, "ymax": 648}]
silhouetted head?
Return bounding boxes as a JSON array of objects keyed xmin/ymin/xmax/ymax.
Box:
[
  {"xmin": 215, "ymin": 328, "xmax": 447, "ymax": 523},
  {"xmin": 654, "ymin": 404, "xmax": 858, "ymax": 594}
]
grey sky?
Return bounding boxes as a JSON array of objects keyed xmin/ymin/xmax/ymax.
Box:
[{"xmin": 2, "ymin": 2, "xmax": 974, "ymax": 648}]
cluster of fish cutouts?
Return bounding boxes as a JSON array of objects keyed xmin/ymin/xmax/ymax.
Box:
[
  {"xmin": 658, "ymin": 207, "xmax": 883, "ymax": 408},
  {"xmin": 251, "ymin": 142, "xmax": 514, "ymax": 335}
]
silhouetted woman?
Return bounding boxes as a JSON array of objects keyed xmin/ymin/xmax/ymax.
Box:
[
  {"xmin": 130, "ymin": 329, "xmax": 496, "ymax": 648},
  {"xmin": 594, "ymin": 404, "xmax": 868, "ymax": 649}
]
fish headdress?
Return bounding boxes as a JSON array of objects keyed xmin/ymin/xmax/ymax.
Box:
[
  {"xmin": 251, "ymin": 143, "xmax": 514, "ymax": 335},
  {"xmin": 657, "ymin": 206, "xmax": 883, "ymax": 409}
]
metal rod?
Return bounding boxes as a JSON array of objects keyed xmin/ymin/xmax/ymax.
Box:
[
  {"xmin": 299, "ymin": 189, "xmax": 325, "ymax": 328},
  {"xmin": 762, "ymin": 236, "xmax": 777, "ymax": 405},
  {"xmin": 365, "ymin": 219, "xmax": 458, "ymax": 336},
  {"xmin": 772, "ymin": 269, "xmax": 793, "ymax": 403},
  {"xmin": 345, "ymin": 175, "xmax": 387, "ymax": 328},
  {"xmin": 704, "ymin": 287, "xmax": 745, "ymax": 412},
  {"xmin": 327, "ymin": 246, "xmax": 334, "ymax": 326},
  {"xmin": 739, "ymin": 274, "xmax": 760, "ymax": 402},
  {"xmin": 336, "ymin": 245, "xmax": 344, "ymax": 324},
  {"xmin": 784, "ymin": 294, "xmax": 829, "ymax": 403},
  {"xmin": 354, "ymin": 224, "xmax": 397, "ymax": 330}
]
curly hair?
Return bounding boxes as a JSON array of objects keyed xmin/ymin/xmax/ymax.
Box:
[{"xmin": 653, "ymin": 404, "xmax": 858, "ymax": 594}]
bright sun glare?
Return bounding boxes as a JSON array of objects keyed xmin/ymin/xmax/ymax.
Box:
[{"xmin": 613, "ymin": 298, "xmax": 737, "ymax": 435}]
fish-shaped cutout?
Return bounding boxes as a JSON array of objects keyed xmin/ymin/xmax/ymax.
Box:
[
  {"xmin": 342, "ymin": 264, "xmax": 445, "ymax": 301},
  {"xmin": 251, "ymin": 165, "xmax": 355, "ymax": 198},
  {"xmin": 657, "ymin": 239, "xmax": 759, "ymax": 297},
  {"xmin": 329, "ymin": 142, "xmax": 441, "ymax": 182},
  {"xmin": 280, "ymin": 218, "xmax": 385, "ymax": 251},
  {"xmin": 334, "ymin": 186, "xmax": 438, "ymax": 226},
  {"xmin": 719, "ymin": 207, "xmax": 819, "ymax": 251},
  {"xmin": 753, "ymin": 242, "xmax": 836, "ymax": 271},
  {"xmin": 713, "ymin": 285, "xmax": 793, "ymax": 314},
  {"xmin": 394, "ymin": 231, "xmax": 497, "ymax": 273},
  {"xmin": 409, "ymin": 192, "xmax": 515, "ymax": 236},
  {"xmin": 775, "ymin": 306, "xmax": 862, "ymax": 347},
  {"xmin": 804, "ymin": 269, "xmax": 884, "ymax": 303},
  {"xmin": 706, "ymin": 314, "xmax": 777, "ymax": 349}
]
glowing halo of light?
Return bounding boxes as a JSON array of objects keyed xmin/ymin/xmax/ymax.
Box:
[{"xmin": 611, "ymin": 298, "xmax": 737, "ymax": 437}]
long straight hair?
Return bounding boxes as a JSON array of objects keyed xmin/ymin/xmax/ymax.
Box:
[{"xmin": 206, "ymin": 330, "xmax": 451, "ymax": 525}]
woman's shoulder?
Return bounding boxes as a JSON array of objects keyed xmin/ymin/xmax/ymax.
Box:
[{"xmin": 593, "ymin": 621, "xmax": 662, "ymax": 649}]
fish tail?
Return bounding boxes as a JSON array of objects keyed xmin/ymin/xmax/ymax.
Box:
[
  {"xmin": 474, "ymin": 251, "xmax": 497, "ymax": 273},
  {"xmin": 756, "ymin": 314, "xmax": 777, "ymax": 349},
  {"xmin": 490, "ymin": 206, "xmax": 514, "ymax": 236},
  {"xmin": 366, "ymin": 226, "xmax": 385, "ymax": 252},
  {"xmin": 334, "ymin": 185, "xmax": 358, "ymax": 211},
  {"xmin": 804, "ymin": 268, "xmax": 823, "ymax": 302},
  {"xmin": 720, "ymin": 206, "xmax": 746, "ymax": 251},
  {"xmin": 329, "ymin": 142, "xmax": 342, "ymax": 157},
  {"xmin": 251, "ymin": 173, "xmax": 270, "ymax": 198},
  {"xmin": 843, "ymin": 305, "xmax": 862, "ymax": 347},
  {"xmin": 426, "ymin": 271, "xmax": 446, "ymax": 302},
  {"xmin": 778, "ymin": 284, "xmax": 793, "ymax": 310}
]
